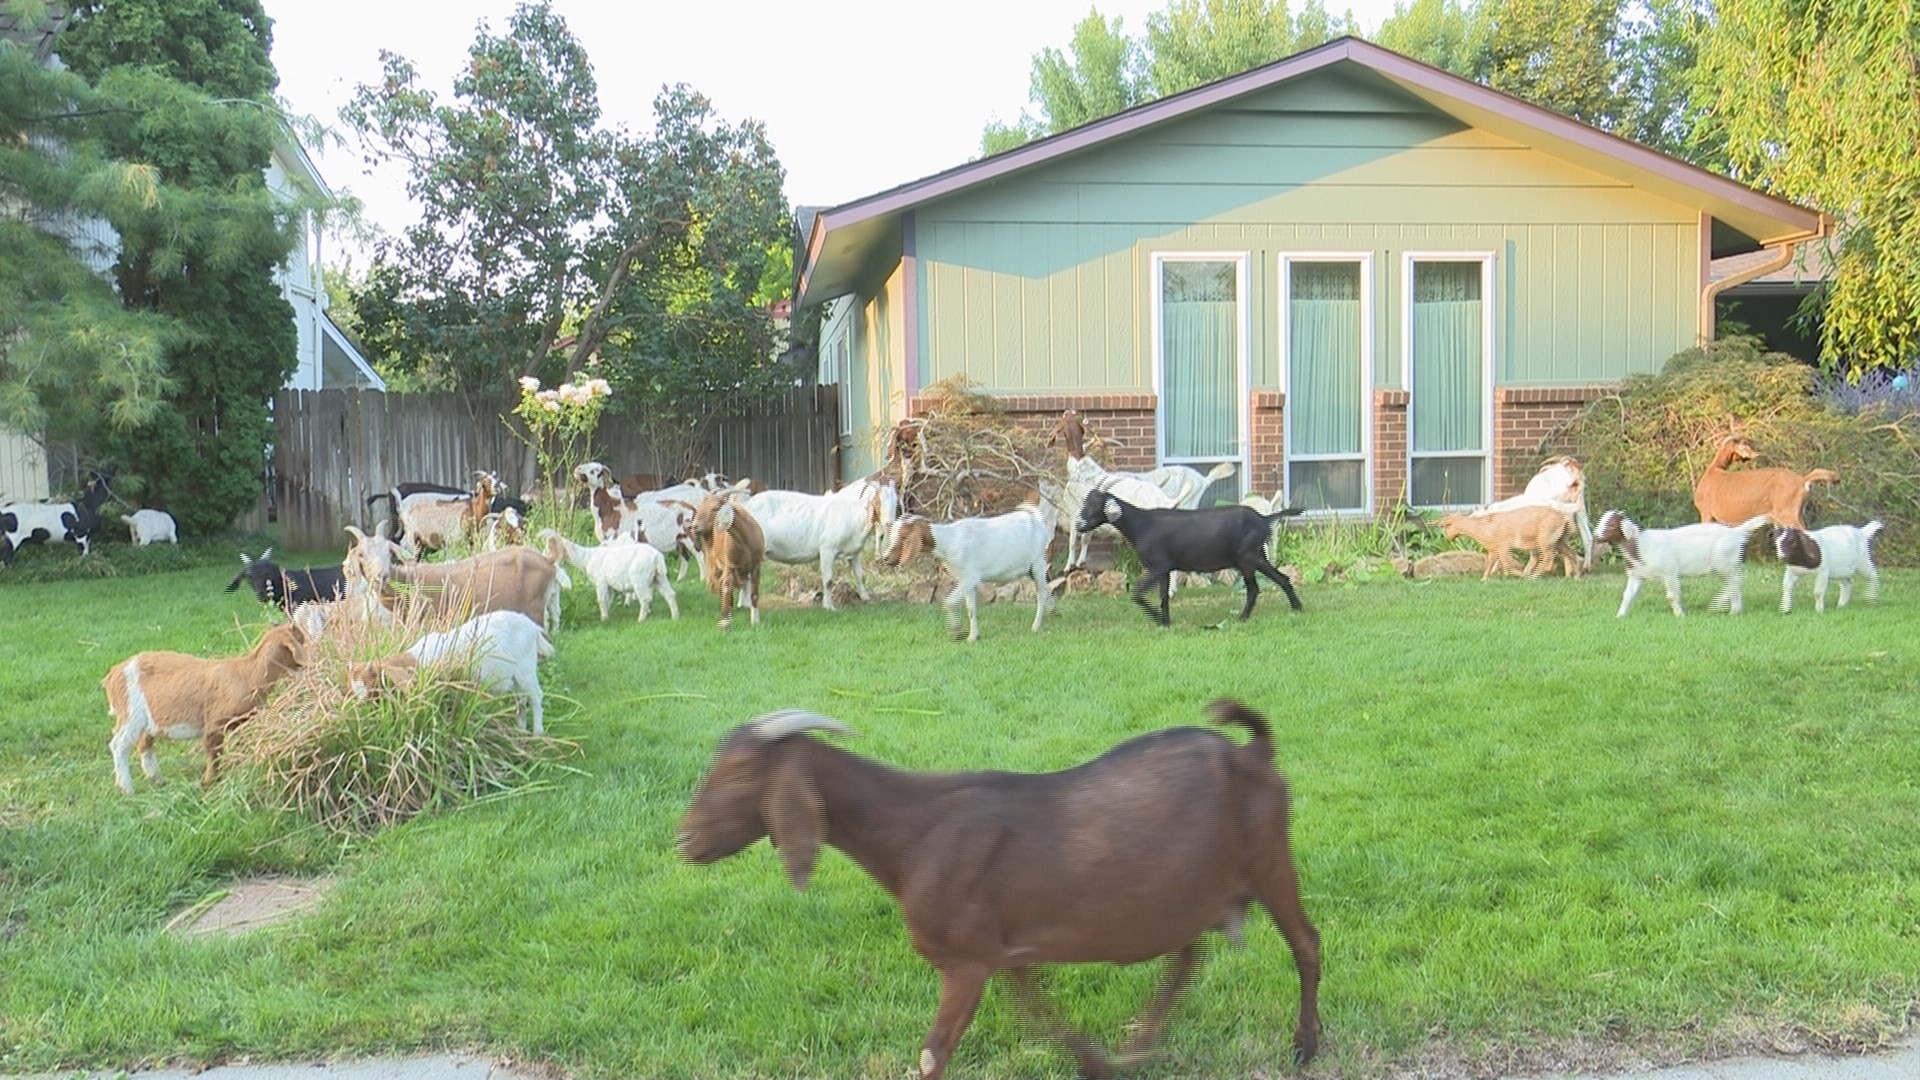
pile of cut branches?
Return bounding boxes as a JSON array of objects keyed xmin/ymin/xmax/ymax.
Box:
[{"xmin": 885, "ymin": 376, "xmax": 1065, "ymax": 519}]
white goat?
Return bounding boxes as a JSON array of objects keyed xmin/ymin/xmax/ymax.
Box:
[
  {"xmin": 539, "ymin": 529, "xmax": 680, "ymax": 623},
  {"xmin": 1472, "ymin": 457, "xmax": 1593, "ymax": 568},
  {"xmin": 883, "ymin": 504, "xmax": 1054, "ymax": 642},
  {"xmin": 574, "ymin": 461, "xmax": 707, "ymax": 580},
  {"xmin": 126, "ymin": 508, "xmax": 179, "ymax": 546},
  {"xmin": 347, "ymin": 610, "xmax": 555, "ymax": 734},
  {"xmin": 1595, "ymin": 510, "xmax": 1769, "ymax": 618},
  {"xmin": 1775, "ymin": 521, "xmax": 1884, "ymax": 613},
  {"xmin": 745, "ymin": 476, "xmax": 898, "ymax": 609},
  {"xmin": 103, "ymin": 620, "xmax": 309, "ymax": 795}
]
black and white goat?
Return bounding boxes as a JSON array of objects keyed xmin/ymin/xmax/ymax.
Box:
[
  {"xmin": 1, "ymin": 469, "xmax": 115, "ymax": 564},
  {"xmin": 1775, "ymin": 520, "xmax": 1884, "ymax": 614},
  {"xmin": 365, "ymin": 478, "xmax": 529, "ymax": 542},
  {"xmin": 1078, "ymin": 489, "xmax": 1304, "ymax": 626},
  {"xmin": 224, "ymin": 548, "xmax": 348, "ymax": 610}
]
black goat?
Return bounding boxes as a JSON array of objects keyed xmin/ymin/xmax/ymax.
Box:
[
  {"xmin": 1077, "ymin": 489, "xmax": 1303, "ymax": 626},
  {"xmin": 224, "ymin": 548, "xmax": 347, "ymax": 610}
]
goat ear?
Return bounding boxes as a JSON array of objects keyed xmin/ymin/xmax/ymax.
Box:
[
  {"xmin": 763, "ymin": 754, "xmax": 825, "ymax": 891},
  {"xmin": 714, "ymin": 502, "xmax": 735, "ymax": 532}
]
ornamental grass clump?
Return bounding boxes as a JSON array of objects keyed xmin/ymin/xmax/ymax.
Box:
[{"xmin": 224, "ymin": 605, "xmax": 569, "ymax": 835}]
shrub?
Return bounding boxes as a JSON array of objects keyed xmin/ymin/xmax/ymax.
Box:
[
  {"xmin": 1558, "ymin": 336, "xmax": 1920, "ymax": 564},
  {"xmin": 225, "ymin": 606, "xmax": 572, "ymax": 835}
]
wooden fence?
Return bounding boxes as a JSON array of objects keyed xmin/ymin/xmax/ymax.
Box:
[{"xmin": 268, "ymin": 384, "xmax": 839, "ymax": 551}]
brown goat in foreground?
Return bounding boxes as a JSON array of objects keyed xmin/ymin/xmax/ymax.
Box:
[
  {"xmin": 1437, "ymin": 504, "xmax": 1581, "ymax": 580},
  {"xmin": 1693, "ymin": 436, "xmax": 1838, "ymax": 530},
  {"xmin": 677, "ymin": 700, "xmax": 1322, "ymax": 1079}
]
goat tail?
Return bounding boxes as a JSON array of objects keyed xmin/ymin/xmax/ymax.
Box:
[
  {"xmin": 536, "ymin": 627, "xmax": 555, "ymax": 660},
  {"xmin": 1263, "ymin": 506, "xmax": 1306, "ymax": 527},
  {"xmin": 1864, "ymin": 519, "xmax": 1885, "ymax": 542},
  {"xmin": 1207, "ymin": 698, "xmax": 1273, "ymax": 760},
  {"xmin": 1203, "ymin": 461, "xmax": 1236, "ymax": 484},
  {"xmin": 1803, "ymin": 468, "xmax": 1840, "ymax": 487},
  {"xmin": 1737, "ymin": 513, "xmax": 1772, "ymax": 538}
]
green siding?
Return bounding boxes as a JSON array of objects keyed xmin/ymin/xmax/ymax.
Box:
[
  {"xmin": 909, "ymin": 67, "xmax": 1701, "ymax": 394},
  {"xmin": 832, "ymin": 266, "xmax": 907, "ymax": 482}
]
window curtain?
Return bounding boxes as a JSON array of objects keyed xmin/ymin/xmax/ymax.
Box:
[
  {"xmin": 1289, "ymin": 263, "xmax": 1361, "ymax": 456},
  {"xmin": 1410, "ymin": 262, "xmax": 1483, "ymax": 454},
  {"xmin": 1162, "ymin": 262, "xmax": 1238, "ymax": 459}
]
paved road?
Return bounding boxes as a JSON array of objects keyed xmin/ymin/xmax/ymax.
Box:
[{"xmin": 13, "ymin": 1041, "xmax": 1919, "ymax": 1079}]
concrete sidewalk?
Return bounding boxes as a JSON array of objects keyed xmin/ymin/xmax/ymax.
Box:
[{"xmin": 13, "ymin": 1041, "xmax": 1919, "ymax": 1079}]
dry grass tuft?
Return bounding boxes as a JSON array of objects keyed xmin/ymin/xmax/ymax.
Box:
[{"xmin": 225, "ymin": 603, "xmax": 571, "ymax": 834}]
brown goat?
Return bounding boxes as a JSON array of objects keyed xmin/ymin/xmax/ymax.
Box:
[
  {"xmin": 341, "ymin": 525, "xmax": 560, "ymax": 631},
  {"xmin": 687, "ymin": 490, "xmax": 764, "ymax": 629},
  {"xmin": 1693, "ymin": 436, "xmax": 1838, "ymax": 530},
  {"xmin": 1437, "ymin": 504, "xmax": 1580, "ymax": 580},
  {"xmin": 677, "ymin": 700, "xmax": 1322, "ymax": 1079},
  {"xmin": 103, "ymin": 620, "xmax": 310, "ymax": 794}
]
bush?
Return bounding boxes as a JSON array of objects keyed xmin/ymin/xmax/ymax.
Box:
[
  {"xmin": 0, "ymin": 528, "xmax": 276, "ymax": 585},
  {"xmin": 1560, "ymin": 336, "xmax": 1920, "ymax": 564},
  {"xmin": 225, "ymin": 607, "xmax": 573, "ymax": 834}
]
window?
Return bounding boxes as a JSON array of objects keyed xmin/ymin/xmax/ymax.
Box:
[
  {"xmin": 829, "ymin": 330, "xmax": 854, "ymax": 439},
  {"xmin": 1154, "ymin": 254, "xmax": 1248, "ymax": 506},
  {"xmin": 1283, "ymin": 256, "xmax": 1370, "ymax": 512},
  {"xmin": 1406, "ymin": 256, "xmax": 1492, "ymax": 507}
]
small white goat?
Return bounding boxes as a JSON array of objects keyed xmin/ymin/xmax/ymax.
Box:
[
  {"xmin": 539, "ymin": 529, "xmax": 680, "ymax": 623},
  {"xmin": 103, "ymin": 620, "xmax": 309, "ymax": 794},
  {"xmin": 1471, "ymin": 457, "xmax": 1592, "ymax": 568},
  {"xmin": 125, "ymin": 508, "xmax": 178, "ymax": 546},
  {"xmin": 347, "ymin": 610, "xmax": 555, "ymax": 734},
  {"xmin": 882, "ymin": 504, "xmax": 1054, "ymax": 641},
  {"xmin": 1775, "ymin": 521, "xmax": 1883, "ymax": 613},
  {"xmin": 1595, "ymin": 510, "xmax": 1769, "ymax": 618},
  {"xmin": 746, "ymin": 476, "xmax": 898, "ymax": 609}
]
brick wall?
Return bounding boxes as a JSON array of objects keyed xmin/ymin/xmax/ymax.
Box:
[
  {"xmin": 1250, "ymin": 391, "xmax": 1285, "ymax": 499},
  {"xmin": 906, "ymin": 392, "xmax": 1159, "ymax": 472},
  {"xmin": 1373, "ymin": 388, "xmax": 1410, "ymax": 514},
  {"xmin": 1492, "ymin": 386, "xmax": 1612, "ymax": 498}
]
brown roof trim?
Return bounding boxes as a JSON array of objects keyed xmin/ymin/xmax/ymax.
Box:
[{"xmin": 805, "ymin": 36, "xmax": 1821, "ymax": 287}]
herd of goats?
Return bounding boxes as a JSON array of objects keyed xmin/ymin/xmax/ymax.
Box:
[{"xmin": 0, "ymin": 410, "xmax": 1892, "ymax": 1079}]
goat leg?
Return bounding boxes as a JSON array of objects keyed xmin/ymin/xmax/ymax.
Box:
[
  {"xmin": 1253, "ymin": 852, "xmax": 1323, "ymax": 1067},
  {"xmin": 1006, "ymin": 967, "xmax": 1114, "ymax": 1079},
  {"xmin": 919, "ymin": 963, "xmax": 990, "ymax": 1080},
  {"xmin": 1255, "ymin": 556, "xmax": 1303, "ymax": 611},
  {"xmin": 1237, "ymin": 568, "xmax": 1260, "ymax": 621},
  {"xmin": 1112, "ymin": 943, "xmax": 1201, "ymax": 1068}
]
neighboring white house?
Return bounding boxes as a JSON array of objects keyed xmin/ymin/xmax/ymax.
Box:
[{"xmin": 0, "ymin": 9, "xmax": 381, "ymax": 498}]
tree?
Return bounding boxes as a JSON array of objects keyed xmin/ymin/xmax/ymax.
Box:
[
  {"xmin": 53, "ymin": 0, "xmax": 299, "ymax": 536},
  {"xmin": 1373, "ymin": 0, "xmax": 1491, "ymax": 77},
  {"xmin": 1481, "ymin": 0, "xmax": 1625, "ymax": 129},
  {"xmin": 982, "ymin": 9, "xmax": 1145, "ymax": 156},
  {"xmin": 342, "ymin": 1, "xmax": 798, "ymax": 477},
  {"xmin": 1696, "ymin": 1, "xmax": 1920, "ymax": 374},
  {"xmin": 340, "ymin": 0, "xmax": 610, "ymax": 391}
]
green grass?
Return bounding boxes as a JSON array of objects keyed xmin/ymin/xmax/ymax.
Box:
[{"xmin": 2, "ymin": 549, "xmax": 1918, "ymax": 1078}]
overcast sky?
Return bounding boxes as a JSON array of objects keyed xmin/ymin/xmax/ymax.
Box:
[{"xmin": 262, "ymin": 0, "xmax": 1402, "ymax": 256}]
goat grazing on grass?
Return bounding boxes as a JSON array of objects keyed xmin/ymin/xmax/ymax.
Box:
[
  {"xmin": 125, "ymin": 508, "xmax": 178, "ymax": 546},
  {"xmin": 1437, "ymin": 504, "xmax": 1580, "ymax": 580},
  {"xmin": 1693, "ymin": 436, "xmax": 1838, "ymax": 530},
  {"xmin": 746, "ymin": 475, "xmax": 899, "ymax": 608},
  {"xmin": 346, "ymin": 610, "xmax": 554, "ymax": 734},
  {"xmin": 103, "ymin": 620, "xmax": 311, "ymax": 794},
  {"xmin": 1471, "ymin": 456, "xmax": 1593, "ymax": 568},
  {"xmin": 538, "ymin": 529, "xmax": 680, "ymax": 623},
  {"xmin": 678, "ymin": 700, "xmax": 1322, "ymax": 1079},
  {"xmin": 686, "ymin": 491, "xmax": 765, "ymax": 630},
  {"xmin": 1078, "ymin": 490, "xmax": 1303, "ymax": 626},
  {"xmin": 1594, "ymin": 510, "xmax": 1769, "ymax": 617},
  {"xmin": 1775, "ymin": 521, "xmax": 1884, "ymax": 614},
  {"xmin": 225, "ymin": 548, "xmax": 347, "ymax": 611},
  {"xmin": 341, "ymin": 526, "xmax": 564, "ymax": 633},
  {"xmin": 882, "ymin": 503, "xmax": 1053, "ymax": 641},
  {"xmin": 2, "ymin": 469, "xmax": 114, "ymax": 564}
]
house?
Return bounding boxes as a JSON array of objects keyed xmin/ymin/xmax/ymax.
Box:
[
  {"xmin": 0, "ymin": 8, "xmax": 380, "ymax": 500},
  {"xmin": 800, "ymin": 36, "xmax": 1826, "ymax": 514}
]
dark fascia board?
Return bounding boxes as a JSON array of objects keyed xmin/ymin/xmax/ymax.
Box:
[{"xmin": 799, "ymin": 36, "xmax": 1825, "ymax": 305}]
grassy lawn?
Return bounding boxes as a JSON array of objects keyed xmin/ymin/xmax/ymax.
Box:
[{"xmin": 2, "ymin": 546, "xmax": 1917, "ymax": 1079}]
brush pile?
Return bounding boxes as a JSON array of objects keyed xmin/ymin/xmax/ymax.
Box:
[
  {"xmin": 887, "ymin": 376, "xmax": 1065, "ymax": 519},
  {"xmin": 224, "ymin": 604, "xmax": 568, "ymax": 834}
]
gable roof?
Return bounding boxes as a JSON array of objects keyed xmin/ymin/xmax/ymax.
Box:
[{"xmin": 799, "ymin": 35, "xmax": 1825, "ymax": 307}]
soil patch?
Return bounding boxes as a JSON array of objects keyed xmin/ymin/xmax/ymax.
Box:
[{"xmin": 165, "ymin": 874, "xmax": 335, "ymax": 937}]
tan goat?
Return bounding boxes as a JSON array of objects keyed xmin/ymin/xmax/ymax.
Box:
[
  {"xmin": 103, "ymin": 620, "xmax": 310, "ymax": 794},
  {"xmin": 687, "ymin": 490, "xmax": 764, "ymax": 629},
  {"xmin": 1693, "ymin": 436, "xmax": 1838, "ymax": 530},
  {"xmin": 342, "ymin": 525, "xmax": 563, "ymax": 633},
  {"xmin": 1438, "ymin": 504, "xmax": 1580, "ymax": 580}
]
